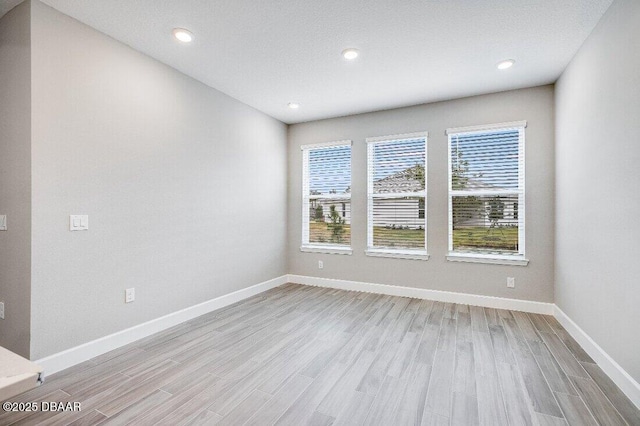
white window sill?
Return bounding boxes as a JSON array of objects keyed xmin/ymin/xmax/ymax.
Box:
[
  {"xmin": 366, "ymin": 249, "xmax": 430, "ymax": 260},
  {"xmin": 446, "ymin": 253, "xmax": 529, "ymax": 266},
  {"xmin": 300, "ymin": 245, "xmax": 353, "ymax": 255}
]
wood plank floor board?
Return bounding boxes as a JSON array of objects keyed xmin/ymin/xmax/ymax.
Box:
[
  {"xmin": 528, "ymin": 340, "xmax": 578, "ymax": 397},
  {"xmin": 363, "ymin": 374, "xmax": 406, "ymax": 425},
  {"xmin": 501, "ymin": 318, "xmax": 564, "ymax": 418},
  {"xmin": 554, "ymin": 391, "xmax": 598, "ymax": 426},
  {"xmin": 316, "ymin": 350, "xmax": 377, "ymax": 417},
  {"xmin": 488, "ymin": 324, "xmax": 516, "ymax": 365},
  {"xmin": 216, "ymin": 389, "xmax": 271, "ymax": 426},
  {"xmin": 95, "ymin": 360, "xmax": 186, "ymax": 417},
  {"xmin": 387, "ymin": 332, "xmax": 420, "ymax": 378},
  {"xmin": 495, "ymin": 361, "xmax": 534, "ymax": 426},
  {"xmin": 407, "ymin": 300, "xmax": 433, "ymax": 336},
  {"xmin": 64, "ymin": 410, "xmax": 108, "ymax": 426},
  {"xmin": 332, "ymin": 391, "xmax": 375, "ymax": 426},
  {"xmin": 453, "ymin": 310, "xmax": 475, "ymax": 397},
  {"xmin": 184, "ymin": 410, "xmax": 223, "ymax": 426},
  {"xmin": 355, "ymin": 339, "xmax": 401, "ymax": 396},
  {"xmin": 528, "ymin": 313, "xmax": 556, "ymax": 334},
  {"xmin": 472, "ymin": 330, "xmax": 509, "ymax": 426},
  {"xmin": 511, "ymin": 311, "xmax": 542, "ymax": 343},
  {"xmin": 37, "ymin": 375, "xmax": 136, "ymax": 426},
  {"xmin": 246, "ymin": 374, "xmax": 313, "ymax": 425},
  {"xmin": 569, "ymin": 376, "xmax": 628, "ymax": 426},
  {"xmin": 2, "ymin": 284, "xmax": 638, "ymax": 426},
  {"xmin": 450, "ymin": 391, "xmax": 479, "ymax": 426},
  {"xmin": 539, "ymin": 331, "xmax": 590, "ymax": 379},
  {"xmin": 423, "ymin": 318, "xmax": 456, "ymax": 418},
  {"xmin": 393, "ymin": 362, "xmax": 432, "ymax": 425},
  {"xmin": 469, "ymin": 305, "xmax": 489, "ymax": 332},
  {"xmin": 97, "ymin": 388, "xmax": 172, "ymax": 426},
  {"xmin": 542, "ymin": 315, "xmax": 594, "ymax": 364},
  {"xmin": 581, "ymin": 361, "xmax": 640, "ymax": 425},
  {"xmin": 484, "ymin": 307, "xmax": 500, "ymax": 327},
  {"xmin": 536, "ymin": 413, "xmax": 569, "ymax": 426}
]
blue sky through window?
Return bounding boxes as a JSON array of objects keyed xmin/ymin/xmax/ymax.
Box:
[
  {"xmin": 372, "ymin": 138, "xmax": 425, "ymax": 181},
  {"xmin": 309, "ymin": 145, "xmax": 351, "ymax": 195},
  {"xmin": 451, "ymin": 129, "xmax": 520, "ymax": 190}
]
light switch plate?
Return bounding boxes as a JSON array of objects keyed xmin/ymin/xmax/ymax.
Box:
[
  {"xmin": 125, "ymin": 288, "xmax": 135, "ymax": 303},
  {"xmin": 70, "ymin": 215, "xmax": 89, "ymax": 231},
  {"xmin": 0, "ymin": 215, "xmax": 6, "ymax": 231}
]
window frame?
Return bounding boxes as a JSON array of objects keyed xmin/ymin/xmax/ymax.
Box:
[
  {"xmin": 446, "ymin": 121, "xmax": 528, "ymax": 266},
  {"xmin": 300, "ymin": 140, "xmax": 353, "ymax": 255},
  {"xmin": 365, "ymin": 132, "xmax": 429, "ymax": 260}
]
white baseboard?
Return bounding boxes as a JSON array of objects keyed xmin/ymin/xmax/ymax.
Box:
[
  {"xmin": 35, "ymin": 275, "xmax": 288, "ymax": 376},
  {"xmin": 286, "ymin": 274, "xmax": 554, "ymax": 315},
  {"xmin": 554, "ymin": 306, "xmax": 640, "ymax": 409}
]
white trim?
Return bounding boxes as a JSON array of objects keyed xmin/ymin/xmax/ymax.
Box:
[
  {"xmin": 300, "ymin": 140, "xmax": 352, "ymax": 150},
  {"xmin": 365, "ymin": 249, "xmax": 429, "ymax": 260},
  {"xmin": 447, "ymin": 123, "xmax": 526, "ymax": 259},
  {"xmin": 301, "ymin": 141, "xmax": 352, "ymax": 249},
  {"xmin": 300, "ymin": 245, "xmax": 353, "ymax": 255},
  {"xmin": 446, "ymin": 254, "xmax": 529, "ymax": 266},
  {"xmin": 287, "ymin": 275, "xmax": 553, "ymax": 315},
  {"xmin": 35, "ymin": 275, "xmax": 288, "ymax": 377},
  {"xmin": 445, "ymin": 120, "xmax": 528, "ymax": 135},
  {"xmin": 365, "ymin": 131, "xmax": 428, "ymax": 144},
  {"xmin": 367, "ymin": 134, "xmax": 427, "ymax": 254},
  {"xmin": 554, "ymin": 306, "xmax": 640, "ymax": 409}
]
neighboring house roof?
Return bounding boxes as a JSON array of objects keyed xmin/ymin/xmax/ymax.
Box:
[
  {"xmin": 373, "ymin": 165, "xmax": 424, "ymax": 193},
  {"xmin": 341, "ymin": 166, "xmax": 508, "ymax": 194}
]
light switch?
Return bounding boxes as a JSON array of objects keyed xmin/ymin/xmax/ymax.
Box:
[
  {"xmin": 70, "ymin": 215, "xmax": 89, "ymax": 231},
  {"xmin": 0, "ymin": 215, "xmax": 6, "ymax": 231}
]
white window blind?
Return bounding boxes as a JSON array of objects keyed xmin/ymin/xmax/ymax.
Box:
[
  {"xmin": 447, "ymin": 122, "xmax": 526, "ymax": 262},
  {"xmin": 367, "ymin": 133, "xmax": 428, "ymax": 258},
  {"xmin": 301, "ymin": 141, "xmax": 352, "ymax": 252}
]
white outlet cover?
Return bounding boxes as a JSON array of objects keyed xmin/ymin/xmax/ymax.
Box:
[
  {"xmin": 70, "ymin": 215, "xmax": 89, "ymax": 231},
  {"xmin": 125, "ymin": 288, "xmax": 135, "ymax": 303},
  {"xmin": 507, "ymin": 277, "xmax": 516, "ymax": 288},
  {"xmin": 0, "ymin": 215, "xmax": 6, "ymax": 231},
  {"xmin": 0, "ymin": 302, "xmax": 4, "ymax": 319}
]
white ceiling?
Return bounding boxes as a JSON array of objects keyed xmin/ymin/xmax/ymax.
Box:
[{"xmin": 8, "ymin": 0, "xmax": 614, "ymax": 124}]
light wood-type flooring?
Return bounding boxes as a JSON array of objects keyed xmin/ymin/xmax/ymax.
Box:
[{"xmin": 1, "ymin": 283, "xmax": 639, "ymax": 425}]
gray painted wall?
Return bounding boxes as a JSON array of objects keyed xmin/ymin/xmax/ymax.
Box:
[
  {"xmin": 555, "ymin": 0, "xmax": 640, "ymax": 382},
  {"xmin": 288, "ymin": 86, "xmax": 555, "ymax": 303},
  {"xmin": 0, "ymin": 0, "xmax": 31, "ymax": 358},
  {"xmin": 29, "ymin": 1, "xmax": 288, "ymax": 359}
]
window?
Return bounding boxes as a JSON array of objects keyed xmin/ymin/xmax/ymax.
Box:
[
  {"xmin": 366, "ymin": 132, "xmax": 428, "ymax": 260},
  {"xmin": 446, "ymin": 121, "xmax": 528, "ymax": 265},
  {"xmin": 301, "ymin": 140, "xmax": 352, "ymax": 254}
]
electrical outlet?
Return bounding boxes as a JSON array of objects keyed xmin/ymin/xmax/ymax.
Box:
[
  {"xmin": 507, "ymin": 277, "xmax": 515, "ymax": 288},
  {"xmin": 125, "ymin": 288, "xmax": 135, "ymax": 303},
  {"xmin": 0, "ymin": 215, "xmax": 7, "ymax": 231},
  {"xmin": 0, "ymin": 302, "xmax": 4, "ymax": 319},
  {"xmin": 318, "ymin": 260, "xmax": 324, "ymax": 269}
]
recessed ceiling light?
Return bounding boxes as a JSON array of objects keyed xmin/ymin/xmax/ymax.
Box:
[
  {"xmin": 288, "ymin": 102, "xmax": 300, "ymax": 109},
  {"xmin": 497, "ymin": 59, "xmax": 515, "ymax": 70},
  {"xmin": 172, "ymin": 28, "xmax": 193, "ymax": 43},
  {"xmin": 342, "ymin": 48, "xmax": 359, "ymax": 60}
]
